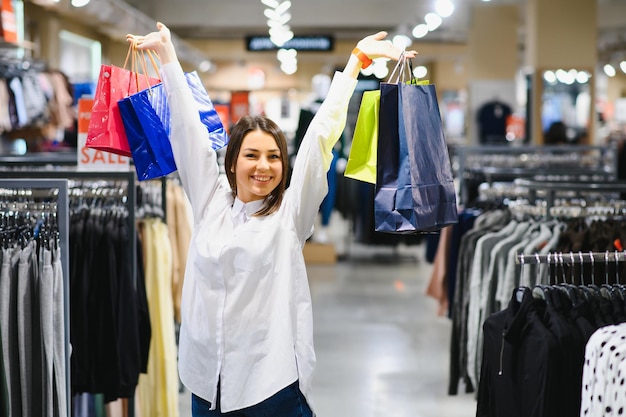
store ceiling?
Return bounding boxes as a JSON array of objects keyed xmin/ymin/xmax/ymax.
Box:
[
  {"xmin": 124, "ymin": 0, "xmax": 626, "ymax": 64},
  {"xmin": 123, "ymin": 0, "xmax": 626, "ymax": 41},
  {"xmin": 29, "ymin": 0, "xmax": 626, "ymax": 65},
  {"xmin": 126, "ymin": 0, "xmax": 476, "ymax": 42}
]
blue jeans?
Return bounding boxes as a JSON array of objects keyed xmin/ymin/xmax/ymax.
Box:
[
  {"xmin": 192, "ymin": 381, "xmax": 313, "ymax": 417},
  {"xmin": 319, "ymin": 149, "xmax": 339, "ymax": 226}
]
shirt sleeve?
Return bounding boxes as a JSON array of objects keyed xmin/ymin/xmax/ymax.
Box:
[
  {"xmin": 286, "ymin": 71, "xmax": 358, "ymax": 242},
  {"xmin": 160, "ymin": 61, "xmax": 220, "ymax": 223}
]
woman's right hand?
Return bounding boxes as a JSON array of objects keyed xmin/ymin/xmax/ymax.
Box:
[{"xmin": 126, "ymin": 22, "xmax": 178, "ymax": 65}]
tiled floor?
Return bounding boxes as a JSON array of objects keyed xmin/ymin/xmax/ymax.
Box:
[{"xmin": 179, "ymin": 242, "xmax": 476, "ymax": 417}]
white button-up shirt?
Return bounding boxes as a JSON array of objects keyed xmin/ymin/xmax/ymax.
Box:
[{"xmin": 160, "ymin": 61, "xmax": 357, "ymax": 412}]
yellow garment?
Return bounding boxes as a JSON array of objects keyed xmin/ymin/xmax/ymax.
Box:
[
  {"xmin": 166, "ymin": 180, "xmax": 192, "ymax": 324},
  {"xmin": 137, "ymin": 218, "xmax": 179, "ymax": 417}
]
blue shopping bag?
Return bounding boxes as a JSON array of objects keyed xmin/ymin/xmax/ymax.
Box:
[
  {"xmin": 118, "ymin": 71, "xmax": 229, "ymax": 181},
  {"xmin": 374, "ymin": 81, "xmax": 458, "ymax": 233}
]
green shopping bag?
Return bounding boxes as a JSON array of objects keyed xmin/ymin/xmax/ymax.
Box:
[{"xmin": 344, "ymin": 90, "xmax": 380, "ymax": 184}]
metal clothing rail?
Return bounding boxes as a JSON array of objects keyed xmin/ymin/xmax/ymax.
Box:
[
  {"xmin": 453, "ymin": 144, "xmax": 618, "ymax": 205},
  {"xmin": 0, "ymin": 178, "xmax": 71, "ymax": 416},
  {"xmin": 516, "ymin": 251, "xmax": 626, "ymax": 265},
  {"xmin": 514, "ymin": 179, "xmax": 626, "ymax": 220}
]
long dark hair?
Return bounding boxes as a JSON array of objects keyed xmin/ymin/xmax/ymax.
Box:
[{"xmin": 224, "ymin": 115, "xmax": 289, "ymax": 216}]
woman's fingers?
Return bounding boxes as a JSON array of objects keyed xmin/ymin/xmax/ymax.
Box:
[
  {"xmin": 369, "ymin": 31, "xmax": 388, "ymax": 41},
  {"xmin": 356, "ymin": 31, "xmax": 418, "ymax": 61}
]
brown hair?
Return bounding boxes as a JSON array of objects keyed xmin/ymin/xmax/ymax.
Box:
[{"xmin": 224, "ymin": 115, "xmax": 289, "ymax": 216}]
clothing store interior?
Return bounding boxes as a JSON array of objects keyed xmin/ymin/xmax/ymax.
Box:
[{"xmin": 2, "ymin": 0, "xmax": 626, "ymax": 416}]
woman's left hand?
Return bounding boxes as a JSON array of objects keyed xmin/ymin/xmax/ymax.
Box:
[{"xmin": 356, "ymin": 31, "xmax": 417, "ymax": 61}]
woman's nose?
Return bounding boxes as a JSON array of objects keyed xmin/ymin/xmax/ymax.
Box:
[{"xmin": 257, "ymin": 156, "xmax": 270, "ymax": 170}]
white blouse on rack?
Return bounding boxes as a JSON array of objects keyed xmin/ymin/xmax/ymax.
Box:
[{"xmin": 580, "ymin": 323, "xmax": 626, "ymax": 416}]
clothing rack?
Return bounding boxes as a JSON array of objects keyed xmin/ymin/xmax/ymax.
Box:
[
  {"xmin": 514, "ymin": 178, "xmax": 626, "ymax": 220},
  {"xmin": 453, "ymin": 144, "xmax": 618, "ymax": 205},
  {"xmin": 0, "ymin": 170, "xmax": 137, "ymax": 286},
  {"xmin": 0, "ymin": 178, "xmax": 71, "ymax": 415}
]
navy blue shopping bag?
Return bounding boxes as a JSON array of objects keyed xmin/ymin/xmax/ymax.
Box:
[{"xmin": 374, "ymin": 81, "xmax": 458, "ymax": 233}]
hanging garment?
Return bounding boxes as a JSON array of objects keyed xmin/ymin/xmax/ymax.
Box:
[
  {"xmin": 448, "ymin": 209, "xmax": 511, "ymax": 395},
  {"xmin": 0, "ymin": 246, "xmax": 21, "ymax": 417},
  {"xmin": 136, "ymin": 217, "xmax": 178, "ymax": 417},
  {"xmin": 17, "ymin": 241, "xmax": 40, "ymax": 417},
  {"xmin": 166, "ymin": 180, "xmax": 192, "ymax": 324},
  {"xmin": 0, "ymin": 80, "xmax": 12, "ymax": 132},
  {"xmin": 0, "ymin": 322, "xmax": 7, "ymax": 417},
  {"xmin": 0, "ymin": 240, "xmax": 65, "ymax": 417},
  {"xmin": 68, "ymin": 204, "xmax": 149, "ymax": 402},
  {"xmin": 477, "ymin": 288, "xmax": 561, "ymax": 417},
  {"xmin": 52, "ymin": 246, "xmax": 68, "ymax": 417},
  {"xmin": 581, "ymin": 323, "xmax": 626, "ymax": 417},
  {"xmin": 8, "ymin": 77, "xmax": 27, "ymax": 128},
  {"xmin": 20, "ymin": 69, "xmax": 48, "ymax": 124}
]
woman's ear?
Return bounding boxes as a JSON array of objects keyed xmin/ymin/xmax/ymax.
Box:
[{"xmin": 230, "ymin": 165, "xmax": 235, "ymax": 173}]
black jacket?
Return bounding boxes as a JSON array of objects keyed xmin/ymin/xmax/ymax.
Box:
[{"xmin": 477, "ymin": 288, "xmax": 561, "ymax": 417}]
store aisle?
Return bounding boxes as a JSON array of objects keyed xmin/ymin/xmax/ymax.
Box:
[{"xmin": 179, "ymin": 243, "xmax": 476, "ymax": 417}]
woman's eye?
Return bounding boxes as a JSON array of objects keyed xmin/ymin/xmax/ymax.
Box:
[
  {"xmin": 270, "ymin": 154, "xmax": 280, "ymax": 159},
  {"xmin": 245, "ymin": 154, "xmax": 256, "ymax": 158}
]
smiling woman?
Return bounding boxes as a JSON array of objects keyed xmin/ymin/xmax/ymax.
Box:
[
  {"xmin": 226, "ymin": 116, "xmax": 287, "ymax": 209},
  {"xmin": 126, "ymin": 21, "xmax": 414, "ymax": 417}
]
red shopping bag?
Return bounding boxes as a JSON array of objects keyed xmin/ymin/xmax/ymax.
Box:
[{"xmin": 86, "ymin": 46, "xmax": 160, "ymax": 156}]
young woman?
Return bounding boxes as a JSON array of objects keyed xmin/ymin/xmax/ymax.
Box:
[{"xmin": 128, "ymin": 22, "xmax": 416, "ymax": 417}]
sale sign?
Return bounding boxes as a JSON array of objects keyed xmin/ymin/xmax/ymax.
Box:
[{"xmin": 77, "ymin": 98, "xmax": 130, "ymax": 172}]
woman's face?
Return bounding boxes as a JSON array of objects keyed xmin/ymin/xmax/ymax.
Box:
[{"xmin": 233, "ymin": 129, "xmax": 283, "ymax": 203}]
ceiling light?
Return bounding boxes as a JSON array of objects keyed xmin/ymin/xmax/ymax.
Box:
[
  {"xmin": 280, "ymin": 62, "xmax": 297, "ymax": 75},
  {"xmin": 620, "ymin": 60, "xmax": 626, "ymax": 74},
  {"xmin": 603, "ymin": 64, "xmax": 616, "ymax": 77},
  {"xmin": 261, "ymin": 0, "xmax": 279, "ymax": 7},
  {"xmin": 543, "ymin": 70, "xmax": 557, "ymax": 84},
  {"xmin": 71, "ymin": 0, "xmax": 90, "ymax": 7},
  {"xmin": 274, "ymin": 1, "xmax": 291, "ymax": 15},
  {"xmin": 435, "ymin": 0, "xmax": 455, "ymax": 18},
  {"xmin": 264, "ymin": 8, "xmax": 277, "ymax": 19},
  {"xmin": 277, "ymin": 48, "xmax": 297, "ymax": 61},
  {"xmin": 425, "ymin": 13, "xmax": 443, "ymax": 31},
  {"xmin": 413, "ymin": 65, "xmax": 428, "ymax": 79},
  {"xmin": 412, "ymin": 24, "xmax": 428, "ymax": 38},
  {"xmin": 198, "ymin": 60, "xmax": 213, "ymax": 73},
  {"xmin": 555, "ymin": 68, "xmax": 575, "ymax": 85},
  {"xmin": 373, "ymin": 62, "xmax": 390, "ymax": 79},
  {"xmin": 270, "ymin": 29, "xmax": 294, "ymax": 47},
  {"xmin": 269, "ymin": 25, "xmax": 291, "ymax": 37},
  {"xmin": 272, "ymin": 12, "xmax": 291, "ymax": 24},
  {"xmin": 575, "ymin": 71, "xmax": 590, "ymax": 84},
  {"xmin": 392, "ymin": 35, "xmax": 412, "ymax": 50}
]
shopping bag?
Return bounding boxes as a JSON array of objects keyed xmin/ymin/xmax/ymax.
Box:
[
  {"xmin": 374, "ymin": 80, "xmax": 458, "ymax": 233},
  {"xmin": 344, "ymin": 90, "xmax": 380, "ymax": 184},
  {"xmin": 86, "ymin": 49, "xmax": 160, "ymax": 157},
  {"xmin": 118, "ymin": 71, "xmax": 229, "ymax": 181}
]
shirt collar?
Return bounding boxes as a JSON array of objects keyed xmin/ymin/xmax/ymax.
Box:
[{"xmin": 232, "ymin": 197, "xmax": 265, "ymax": 221}]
